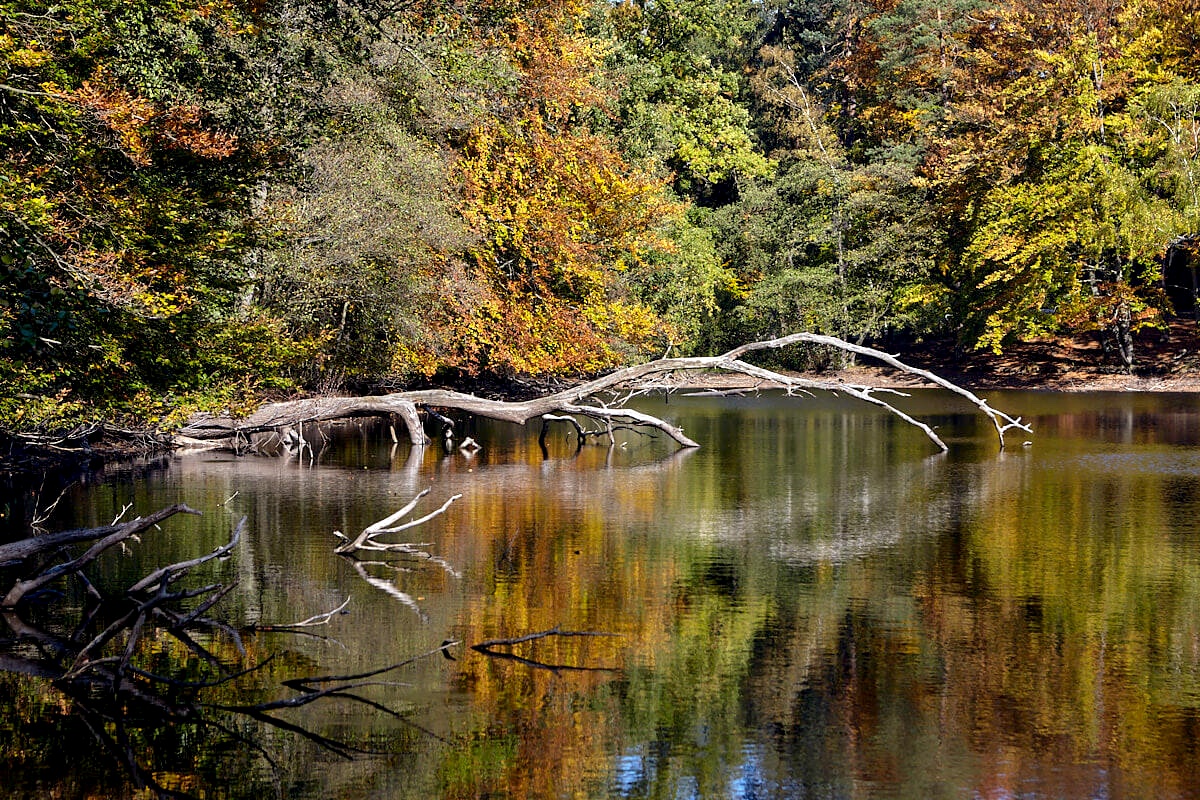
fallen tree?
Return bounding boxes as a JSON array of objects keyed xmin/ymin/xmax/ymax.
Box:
[{"xmin": 178, "ymin": 334, "xmax": 1032, "ymax": 453}]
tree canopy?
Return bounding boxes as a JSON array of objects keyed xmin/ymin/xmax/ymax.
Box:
[{"xmin": 3, "ymin": 0, "xmax": 1199, "ymax": 428}]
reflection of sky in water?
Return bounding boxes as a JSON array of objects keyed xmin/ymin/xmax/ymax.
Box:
[
  {"xmin": 613, "ymin": 745, "xmax": 774, "ymax": 799},
  {"xmin": 729, "ymin": 746, "xmax": 768, "ymax": 799}
]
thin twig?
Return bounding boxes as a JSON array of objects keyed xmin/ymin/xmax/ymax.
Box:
[{"xmin": 252, "ymin": 597, "xmax": 350, "ymax": 630}]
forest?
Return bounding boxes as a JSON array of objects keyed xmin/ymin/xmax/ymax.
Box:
[{"xmin": 3, "ymin": 0, "xmax": 1199, "ymax": 432}]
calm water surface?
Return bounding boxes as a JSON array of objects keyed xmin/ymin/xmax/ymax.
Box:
[{"xmin": 3, "ymin": 390, "xmax": 1200, "ymax": 798}]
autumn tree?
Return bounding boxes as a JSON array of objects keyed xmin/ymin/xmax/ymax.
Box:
[
  {"xmin": 756, "ymin": 0, "xmax": 1200, "ymax": 369},
  {"xmin": 400, "ymin": 0, "xmax": 686, "ymax": 376},
  {"xmin": 0, "ymin": 0, "xmax": 327, "ymax": 425},
  {"xmin": 252, "ymin": 0, "xmax": 479, "ymax": 384},
  {"xmin": 933, "ymin": 0, "xmax": 1200, "ymax": 368},
  {"xmin": 680, "ymin": 2, "xmax": 938, "ymax": 364}
]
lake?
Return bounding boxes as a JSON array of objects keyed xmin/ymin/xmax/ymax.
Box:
[{"xmin": 3, "ymin": 389, "xmax": 1200, "ymax": 799}]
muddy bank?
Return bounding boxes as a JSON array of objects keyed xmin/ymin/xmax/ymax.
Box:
[{"xmin": 773, "ymin": 321, "xmax": 1200, "ymax": 394}]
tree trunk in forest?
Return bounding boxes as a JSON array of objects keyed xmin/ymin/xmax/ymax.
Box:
[
  {"xmin": 1100, "ymin": 302, "xmax": 1135, "ymax": 374},
  {"xmin": 177, "ymin": 334, "xmax": 1032, "ymax": 453},
  {"xmin": 1114, "ymin": 302, "xmax": 1135, "ymax": 374}
]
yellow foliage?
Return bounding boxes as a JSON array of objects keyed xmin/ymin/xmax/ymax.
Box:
[{"xmin": 444, "ymin": 3, "xmax": 681, "ymax": 375}]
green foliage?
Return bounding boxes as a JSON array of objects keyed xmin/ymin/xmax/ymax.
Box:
[
  {"xmin": 964, "ymin": 144, "xmax": 1172, "ymax": 353},
  {"xmin": 8, "ymin": 0, "xmax": 1200, "ymax": 433},
  {"xmin": 775, "ymin": 0, "xmax": 1199, "ymax": 366},
  {"xmin": 623, "ymin": 210, "xmax": 733, "ymax": 354},
  {"xmin": 591, "ymin": 0, "xmax": 770, "ymax": 200},
  {"xmin": 259, "ymin": 114, "xmax": 470, "ymax": 382},
  {"xmin": 712, "ymin": 30, "xmax": 940, "ymax": 359},
  {"xmin": 0, "ymin": 0, "xmax": 332, "ymax": 429},
  {"xmin": 710, "ymin": 153, "xmax": 937, "ymax": 359}
]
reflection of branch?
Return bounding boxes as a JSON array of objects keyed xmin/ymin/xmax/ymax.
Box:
[
  {"xmin": 328, "ymin": 690, "xmax": 453, "ymax": 744},
  {"xmin": 206, "ymin": 641, "xmax": 463, "ymax": 759},
  {"xmin": 471, "ymin": 626, "xmax": 622, "ymax": 674},
  {"xmin": 77, "ymin": 707, "xmax": 193, "ymax": 800},
  {"xmin": 344, "ymin": 559, "xmax": 428, "ymax": 622},
  {"xmin": 234, "ymin": 708, "xmax": 360, "ymax": 760},
  {"xmin": 472, "ymin": 648, "xmax": 619, "ymax": 674},
  {"xmin": 283, "ymin": 640, "xmax": 459, "ymax": 691},
  {"xmin": 0, "ymin": 507, "xmax": 467, "ymax": 795}
]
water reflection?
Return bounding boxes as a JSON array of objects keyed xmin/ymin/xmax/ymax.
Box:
[{"xmin": 3, "ymin": 390, "xmax": 1200, "ymax": 798}]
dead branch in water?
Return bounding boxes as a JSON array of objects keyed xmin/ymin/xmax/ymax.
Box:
[
  {"xmin": 177, "ymin": 334, "xmax": 1032, "ymax": 454},
  {"xmin": 1, "ymin": 504, "xmax": 204, "ymax": 608},
  {"xmin": 249, "ymin": 597, "xmax": 351, "ymax": 632},
  {"xmin": 0, "ymin": 507, "xmax": 466, "ymax": 793},
  {"xmin": 331, "ymin": 489, "xmax": 463, "ymax": 555}
]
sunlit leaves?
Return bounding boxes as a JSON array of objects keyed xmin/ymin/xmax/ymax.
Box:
[
  {"xmin": 842, "ymin": 0, "xmax": 1199, "ymax": 361},
  {"xmin": 433, "ymin": 0, "xmax": 684, "ymax": 376},
  {"xmin": 593, "ymin": 0, "xmax": 769, "ymax": 197},
  {"xmin": 0, "ymin": 0, "xmax": 313, "ymax": 424},
  {"xmin": 964, "ymin": 147, "xmax": 1171, "ymax": 353},
  {"xmin": 449, "ymin": 111, "xmax": 676, "ymax": 374}
]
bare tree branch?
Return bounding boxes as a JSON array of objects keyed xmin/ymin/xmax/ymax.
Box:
[
  {"xmin": 1, "ymin": 505, "xmax": 202, "ymax": 608},
  {"xmin": 334, "ymin": 492, "xmax": 462, "ymax": 554},
  {"xmin": 251, "ymin": 597, "xmax": 350, "ymax": 630},
  {"xmin": 127, "ymin": 517, "xmax": 245, "ymax": 593},
  {"xmin": 177, "ymin": 334, "xmax": 1030, "ymax": 453}
]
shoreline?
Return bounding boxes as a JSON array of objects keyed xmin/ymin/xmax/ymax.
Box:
[
  {"xmin": 744, "ymin": 365, "xmax": 1200, "ymax": 394},
  {"xmin": 6, "ymin": 349, "xmax": 1200, "ymax": 480}
]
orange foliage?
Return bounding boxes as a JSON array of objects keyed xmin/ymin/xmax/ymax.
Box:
[
  {"xmin": 62, "ymin": 69, "xmax": 237, "ymax": 166},
  {"xmin": 160, "ymin": 106, "xmax": 238, "ymax": 159},
  {"xmin": 431, "ymin": 0, "xmax": 680, "ymax": 375},
  {"xmin": 66, "ymin": 72, "xmax": 159, "ymax": 166}
]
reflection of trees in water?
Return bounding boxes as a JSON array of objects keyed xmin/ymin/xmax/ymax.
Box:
[
  {"xmin": 1, "ymin": 469, "xmax": 648, "ymax": 799},
  {"xmin": 20, "ymin": 397, "xmax": 1200, "ymax": 798},
  {"xmin": 0, "ymin": 507, "xmax": 464, "ymax": 799},
  {"xmin": 736, "ymin": 453, "xmax": 1200, "ymax": 799},
  {"xmin": 598, "ymin": 446, "xmax": 1200, "ymax": 799}
]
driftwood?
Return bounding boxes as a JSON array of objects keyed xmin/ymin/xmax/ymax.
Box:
[
  {"xmin": 0, "ymin": 503, "xmax": 629, "ymax": 795},
  {"xmin": 177, "ymin": 334, "xmax": 1031, "ymax": 453},
  {"xmin": 332, "ymin": 488, "xmax": 463, "ymax": 554},
  {"xmin": 0, "ymin": 504, "xmax": 201, "ymax": 568},
  {"xmin": 1, "ymin": 504, "xmax": 204, "ymax": 608},
  {"xmin": 332, "ymin": 490, "xmax": 465, "ymax": 623},
  {"xmin": 251, "ymin": 597, "xmax": 351, "ymax": 632}
]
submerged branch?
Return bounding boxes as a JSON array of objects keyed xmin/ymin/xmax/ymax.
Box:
[
  {"xmin": 251, "ymin": 597, "xmax": 350, "ymax": 630},
  {"xmin": 471, "ymin": 626, "xmax": 623, "ymax": 674},
  {"xmin": 0, "ymin": 505, "xmax": 468, "ymax": 791},
  {"xmin": 1, "ymin": 504, "xmax": 202, "ymax": 609}
]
